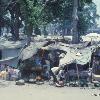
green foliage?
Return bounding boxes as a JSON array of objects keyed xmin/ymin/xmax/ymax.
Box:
[
  {"xmin": 19, "ymin": 0, "xmax": 44, "ymax": 35},
  {"xmin": 78, "ymin": 2, "xmax": 99, "ymax": 34},
  {"xmin": 82, "ymin": 0, "xmax": 92, "ymax": 3},
  {"xmin": 0, "ymin": 0, "xmax": 99, "ymax": 39},
  {"xmin": 0, "ymin": 0, "xmax": 10, "ymax": 35},
  {"xmin": 34, "ymin": 25, "xmax": 41, "ymax": 35},
  {"xmin": 45, "ymin": 0, "xmax": 99, "ymax": 34}
]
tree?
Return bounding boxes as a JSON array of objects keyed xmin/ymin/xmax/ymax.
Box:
[
  {"xmin": 1, "ymin": 0, "xmax": 98, "ymax": 43},
  {"xmin": 0, "ymin": 0, "xmax": 22, "ymax": 40},
  {"xmin": 0, "ymin": 0, "xmax": 8, "ymax": 36},
  {"xmin": 71, "ymin": 0, "xmax": 97, "ymax": 43},
  {"xmin": 6, "ymin": 0, "xmax": 22, "ymax": 40},
  {"xmin": 42, "ymin": 0, "xmax": 99, "ymax": 43},
  {"xmin": 72, "ymin": 0, "xmax": 79, "ymax": 43},
  {"xmin": 18, "ymin": 0, "xmax": 46, "ymax": 43},
  {"xmin": 78, "ymin": 2, "xmax": 99, "ymax": 35}
]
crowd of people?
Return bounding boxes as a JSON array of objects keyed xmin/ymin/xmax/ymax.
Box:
[
  {"xmin": 0, "ymin": 64, "xmax": 20, "ymax": 81},
  {"xmin": 0, "ymin": 63, "xmax": 94, "ymax": 87},
  {"xmin": 41, "ymin": 64, "xmax": 93, "ymax": 87}
]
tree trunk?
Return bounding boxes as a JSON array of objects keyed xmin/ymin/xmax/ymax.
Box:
[
  {"xmin": 0, "ymin": 2, "xmax": 2, "ymax": 36},
  {"xmin": 62, "ymin": 22, "xmax": 66, "ymax": 40},
  {"xmin": 9, "ymin": 3, "xmax": 20, "ymax": 41},
  {"xmin": 14, "ymin": 21, "xmax": 19, "ymax": 40},
  {"xmin": 10, "ymin": 10, "xmax": 19, "ymax": 41},
  {"xmin": 0, "ymin": 27, "xmax": 1, "ymax": 36},
  {"xmin": 34, "ymin": 25, "xmax": 41, "ymax": 35},
  {"xmin": 43, "ymin": 25, "xmax": 47, "ymax": 37},
  {"xmin": 14, "ymin": 11, "xmax": 20, "ymax": 40},
  {"xmin": 10, "ymin": 11, "xmax": 15, "ymax": 40},
  {"xmin": 6, "ymin": 27, "xmax": 10, "ymax": 34},
  {"xmin": 72, "ymin": 0, "xmax": 79, "ymax": 44},
  {"xmin": 25, "ymin": 22, "xmax": 33, "ymax": 45}
]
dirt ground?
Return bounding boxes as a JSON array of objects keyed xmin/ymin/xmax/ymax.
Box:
[{"xmin": 0, "ymin": 81, "xmax": 100, "ymax": 100}]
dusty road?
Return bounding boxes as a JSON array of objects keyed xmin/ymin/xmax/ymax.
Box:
[{"xmin": 0, "ymin": 81, "xmax": 100, "ymax": 100}]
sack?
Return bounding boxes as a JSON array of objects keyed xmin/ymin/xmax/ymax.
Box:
[
  {"xmin": 36, "ymin": 76, "xmax": 42, "ymax": 80},
  {"xmin": 59, "ymin": 81, "xmax": 64, "ymax": 86},
  {"xmin": 16, "ymin": 79, "xmax": 25, "ymax": 85}
]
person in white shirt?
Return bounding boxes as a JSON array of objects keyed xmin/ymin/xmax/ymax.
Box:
[
  {"xmin": 50, "ymin": 67, "xmax": 63, "ymax": 83},
  {"xmin": 58, "ymin": 69, "xmax": 65, "ymax": 81}
]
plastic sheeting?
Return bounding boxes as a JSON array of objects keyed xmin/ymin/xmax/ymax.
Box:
[
  {"xmin": 19, "ymin": 41, "xmax": 47, "ymax": 61},
  {"xmin": 59, "ymin": 45, "xmax": 96, "ymax": 66},
  {"xmin": 0, "ymin": 38, "xmax": 25, "ymax": 49},
  {"xmin": 41, "ymin": 42, "xmax": 97, "ymax": 66},
  {"xmin": 82, "ymin": 33, "xmax": 100, "ymax": 42}
]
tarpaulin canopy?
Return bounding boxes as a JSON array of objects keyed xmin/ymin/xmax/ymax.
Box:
[
  {"xmin": 18, "ymin": 41, "xmax": 47, "ymax": 61},
  {"xmin": 86, "ymin": 33, "xmax": 100, "ymax": 37},
  {"xmin": 0, "ymin": 37, "xmax": 25, "ymax": 49},
  {"xmin": 59, "ymin": 45, "xmax": 96, "ymax": 66},
  {"xmin": 82, "ymin": 33, "xmax": 100, "ymax": 42},
  {"xmin": 40, "ymin": 42, "xmax": 94, "ymax": 66}
]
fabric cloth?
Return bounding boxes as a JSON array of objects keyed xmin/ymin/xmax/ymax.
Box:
[{"xmin": 51, "ymin": 67, "xmax": 59, "ymax": 75}]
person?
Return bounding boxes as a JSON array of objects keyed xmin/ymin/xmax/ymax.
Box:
[
  {"xmin": 0, "ymin": 64, "xmax": 1, "ymax": 71},
  {"xmin": 65, "ymin": 70, "xmax": 70, "ymax": 82},
  {"xmin": 48, "ymin": 52, "xmax": 55, "ymax": 68},
  {"xmin": 42, "ymin": 59, "xmax": 50, "ymax": 71},
  {"xmin": 42, "ymin": 67, "xmax": 50, "ymax": 80},
  {"xmin": 41, "ymin": 57, "xmax": 46, "ymax": 67},
  {"xmin": 11, "ymin": 67, "xmax": 18, "ymax": 81},
  {"xmin": 58, "ymin": 69, "xmax": 65, "ymax": 81},
  {"xmin": 50, "ymin": 67, "xmax": 61, "ymax": 83},
  {"xmin": 0, "ymin": 69, "xmax": 8, "ymax": 80},
  {"xmin": 0, "ymin": 64, "xmax": 5, "ymax": 71},
  {"xmin": 14, "ymin": 68, "xmax": 20, "ymax": 80},
  {"xmin": 87, "ymin": 68, "xmax": 92, "ymax": 82},
  {"xmin": 8, "ymin": 66, "xmax": 15, "ymax": 81}
]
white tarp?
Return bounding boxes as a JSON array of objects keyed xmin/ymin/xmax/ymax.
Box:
[
  {"xmin": 86, "ymin": 33, "xmax": 100, "ymax": 37},
  {"xmin": 81, "ymin": 33, "xmax": 100, "ymax": 42},
  {"xmin": 41, "ymin": 42, "xmax": 94, "ymax": 66},
  {"xmin": 0, "ymin": 37, "xmax": 25, "ymax": 49},
  {"xmin": 18, "ymin": 40, "xmax": 99, "ymax": 66},
  {"xmin": 19, "ymin": 41, "xmax": 47, "ymax": 61},
  {"xmin": 42, "ymin": 42, "xmax": 97, "ymax": 66},
  {"xmin": 59, "ymin": 45, "xmax": 96, "ymax": 66},
  {"xmin": 0, "ymin": 57, "xmax": 17, "ymax": 62}
]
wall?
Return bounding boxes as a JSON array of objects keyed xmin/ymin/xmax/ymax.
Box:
[
  {"xmin": 2, "ymin": 48, "xmax": 20, "ymax": 59},
  {"xmin": 0, "ymin": 57, "xmax": 18, "ymax": 67},
  {"xmin": 0, "ymin": 48, "xmax": 21, "ymax": 67}
]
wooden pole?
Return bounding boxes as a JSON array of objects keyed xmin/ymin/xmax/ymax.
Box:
[{"xmin": 76, "ymin": 60, "xmax": 80, "ymax": 84}]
